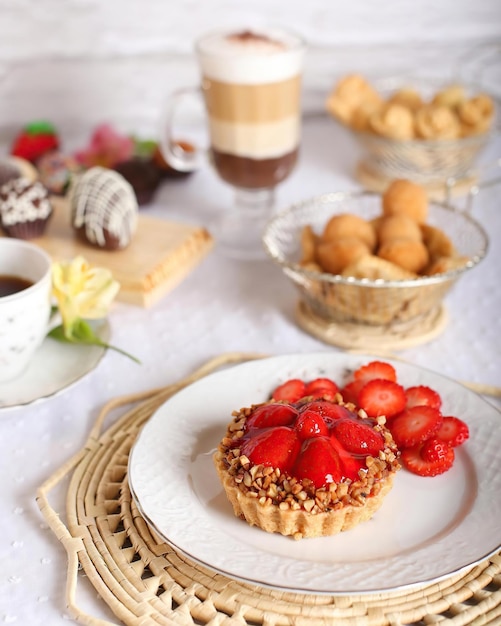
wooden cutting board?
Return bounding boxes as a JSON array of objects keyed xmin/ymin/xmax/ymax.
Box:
[{"xmin": 2, "ymin": 197, "xmax": 214, "ymax": 308}]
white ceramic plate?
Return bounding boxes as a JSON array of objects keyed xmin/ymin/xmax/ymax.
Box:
[
  {"xmin": 0, "ymin": 320, "xmax": 109, "ymax": 411},
  {"xmin": 128, "ymin": 353, "xmax": 501, "ymax": 595}
]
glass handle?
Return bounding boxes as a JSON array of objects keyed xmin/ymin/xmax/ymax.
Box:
[{"xmin": 159, "ymin": 87, "xmax": 204, "ymax": 172}]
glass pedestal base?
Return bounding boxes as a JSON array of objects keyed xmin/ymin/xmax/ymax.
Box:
[{"xmin": 214, "ymin": 188, "xmax": 275, "ymax": 261}]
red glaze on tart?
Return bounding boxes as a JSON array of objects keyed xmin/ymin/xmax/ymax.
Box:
[{"xmin": 214, "ymin": 393, "xmax": 400, "ymax": 539}]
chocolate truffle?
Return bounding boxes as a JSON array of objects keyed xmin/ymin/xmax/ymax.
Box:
[
  {"xmin": 37, "ymin": 151, "xmax": 80, "ymax": 196},
  {"xmin": 114, "ymin": 157, "xmax": 162, "ymax": 205},
  {"xmin": 0, "ymin": 156, "xmax": 38, "ymax": 189},
  {"xmin": 0, "ymin": 178, "xmax": 53, "ymax": 239},
  {"xmin": 70, "ymin": 167, "xmax": 138, "ymax": 250}
]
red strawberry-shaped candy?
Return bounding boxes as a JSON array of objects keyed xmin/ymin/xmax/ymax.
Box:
[
  {"xmin": 358, "ymin": 379, "xmax": 407, "ymax": 418},
  {"xmin": 339, "ymin": 379, "xmax": 365, "ymax": 405},
  {"xmin": 240, "ymin": 427, "xmax": 300, "ymax": 473},
  {"xmin": 401, "ymin": 442, "xmax": 454, "ymax": 477},
  {"xmin": 298, "ymin": 400, "xmax": 351, "ymax": 423},
  {"xmin": 294, "ymin": 409, "xmax": 329, "ymax": 440},
  {"xmin": 304, "ymin": 377, "xmax": 339, "ymax": 399},
  {"xmin": 353, "ymin": 360, "xmax": 397, "ymax": 384},
  {"xmin": 436, "ymin": 416, "xmax": 469, "ymax": 447},
  {"xmin": 271, "ymin": 379, "xmax": 306, "ymax": 403},
  {"xmin": 331, "ymin": 418, "xmax": 384, "ymax": 457},
  {"xmin": 11, "ymin": 121, "xmax": 59, "ymax": 163},
  {"xmin": 405, "ymin": 385, "xmax": 442, "ymax": 410},
  {"xmin": 246, "ymin": 403, "xmax": 298, "ymax": 430},
  {"xmin": 389, "ymin": 406, "xmax": 443, "ymax": 449},
  {"xmin": 292, "ymin": 437, "xmax": 343, "ymax": 488},
  {"xmin": 329, "ymin": 435, "xmax": 364, "ymax": 481}
]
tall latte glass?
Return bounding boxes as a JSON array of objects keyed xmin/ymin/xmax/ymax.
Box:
[{"xmin": 161, "ymin": 28, "xmax": 305, "ymax": 259}]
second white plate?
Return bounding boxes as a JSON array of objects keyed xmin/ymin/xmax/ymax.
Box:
[
  {"xmin": 128, "ymin": 353, "xmax": 501, "ymax": 595},
  {"xmin": 0, "ymin": 319, "xmax": 109, "ymax": 411}
]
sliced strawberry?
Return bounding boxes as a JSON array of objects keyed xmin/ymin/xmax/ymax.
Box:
[
  {"xmin": 436, "ymin": 416, "xmax": 469, "ymax": 447},
  {"xmin": 331, "ymin": 418, "xmax": 384, "ymax": 457},
  {"xmin": 339, "ymin": 379, "xmax": 365, "ymax": 405},
  {"xmin": 292, "ymin": 437, "xmax": 343, "ymax": 488},
  {"xmin": 304, "ymin": 377, "xmax": 339, "ymax": 399},
  {"xmin": 401, "ymin": 443, "xmax": 454, "ymax": 477},
  {"xmin": 298, "ymin": 400, "xmax": 352, "ymax": 423},
  {"xmin": 329, "ymin": 436, "xmax": 364, "ymax": 481},
  {"xmin": 389, "ymin": 406, "xmax": 443, "ymax": 449},
  {"xmin": 271, "ymin": 379, "xmax": 306, "ymax": 403},
  {"xmin": 353, "ymin": 360, "xmax": 397, "ymax": 384},
  {"xmin": 246, "ymin": 403, "xmax": 298, "ymax": 430},
  {"xmin": 240, "ymin": 426, "xmax": 300, "ymax": 473},
  {"xmin": 294, "ymin": 409, "xmax": 329, "ymax": 440},
  {"xmin": 357, "ymin": 379, "xmax": 407, "ymax": 418},
  {"xmin": 420, "ymin": 437, "xmax": 452, "ymax": 463},
  {"xmin": 405, "ymin": 385, "xmax": 442, "ymax": 410}
]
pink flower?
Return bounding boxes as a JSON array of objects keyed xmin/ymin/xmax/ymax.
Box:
[{"xmin": 75, "ymin": 124, "xmax": 134, "ymax": 168}]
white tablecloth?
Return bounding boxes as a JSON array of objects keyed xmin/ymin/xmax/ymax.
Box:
[{"xmin": 1, "ymin": 115, "xmax": 500, "ymax": 625}]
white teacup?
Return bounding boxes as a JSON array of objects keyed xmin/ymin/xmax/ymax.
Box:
[{"xmin": 0, "ymin": 239, "xmax": 54, "ymax": 383}]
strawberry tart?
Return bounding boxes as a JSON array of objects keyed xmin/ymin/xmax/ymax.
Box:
[{"xmin": 214, "ymin": 387, "xmax": 400, "ymax": 539}]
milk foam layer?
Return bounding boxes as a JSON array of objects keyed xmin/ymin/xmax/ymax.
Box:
[
  {"xmin": 197, "ymin": 28, "xmax": 304, "ymax": 84},
  {"xmin": 209, "ymin": 117, "xmax": 300, "ymax": 159}
]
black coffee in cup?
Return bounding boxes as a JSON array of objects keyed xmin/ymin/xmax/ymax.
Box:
[{"xmin": 0, "ymin": 275, "xmax": 34, "ymax": 297}]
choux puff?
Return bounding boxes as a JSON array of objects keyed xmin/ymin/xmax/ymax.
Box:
[
  {"xmin": 378, "ymin": 238, "xmax": 429, "ymax": 274},
  {"xmin": 431, "ymin": 84, "xmax": 466, "ymax": 110},
  {"xmin": 321, "ymin": 213, "xmax": 377, "ymax": 251},
  {"xmin": 414, "ymin": 105, "xmax": 461, "ymax": 140},
  {"xmin": 300, "ymin": 224, "xmax": 318, "ymax": 264},
  {"xmin": 368, "ymin": 103, "xmax": 415, "ymax": 140},
  {"xmin": 458, "ymin": 94, "xmax": 495, "ymax": 136},
  {"xmin": 325, "ymin": 74, "xmax": 382, "ymax": 125},
  {"xmin": 388, "ymin": 88, "xmax": 424, "ymax": 112},
  {"xmin": 350, "ymin": 100, "xmax": 383, "ymax": 132},
  {"xmin": 376, "ymin": 214, "xmax": 422, "ymax": 244},
  {"xmin": 382, "ymin": 179, "xmax": 428, "ymax": 224},
  {"xmin": 316, "ymin": 238, "xmax": 371, "ymax": 275},
  {"xmin": 425, "ymin": 255, "xmax": 469, "ymax": 276},
  {"xmin": 420, "ymin": 223, "xmax": 455, "ymax": 262}
]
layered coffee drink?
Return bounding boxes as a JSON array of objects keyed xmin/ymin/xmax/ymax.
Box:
[{"xmin": 197, "ymin": 29, "xmax": 304, "ymax": 190}]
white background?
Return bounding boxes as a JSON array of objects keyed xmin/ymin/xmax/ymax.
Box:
[{"xmin": 0, "ymin": 0, "xmax": 500, "ymax": 146}]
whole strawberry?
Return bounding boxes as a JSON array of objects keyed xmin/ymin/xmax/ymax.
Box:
[{"xmin": 11, "ymin": 121, "xmax": 60, "ymax": 163}]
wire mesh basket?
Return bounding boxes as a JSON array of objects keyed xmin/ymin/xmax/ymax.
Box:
[
  {"xmin": 262, "ymin": 191, "xmax": 488, "ymax": 327},
  {"xmin": 341, "ymin": 75, "xmax": 500, "ymax": 184}
]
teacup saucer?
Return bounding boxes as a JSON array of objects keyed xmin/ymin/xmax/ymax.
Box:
[{"xmin": 0, "ymin": 319, "xmax": 110, "ymax": 411}]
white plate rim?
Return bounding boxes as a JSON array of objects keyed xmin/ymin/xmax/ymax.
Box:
[
  {"xmin": 0, "ymin": 319, "xmax": 109, "ymax": 411},
  {"xmin": 128, "ymin": 352, "xmax": 501, "ymax": 595}
]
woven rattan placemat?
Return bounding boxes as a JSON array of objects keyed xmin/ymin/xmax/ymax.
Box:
[{"xmin": 37, "ymin": 353, "xmax": 501, "ymax": 626}]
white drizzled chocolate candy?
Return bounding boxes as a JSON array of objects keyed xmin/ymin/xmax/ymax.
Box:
[
  {"xmin": 0, "ymin": 178, "xmax": 53, "ymax": 239},
  {"xmin": 70, "ymin": 166, "xmax": 138, "ymax": 250}
]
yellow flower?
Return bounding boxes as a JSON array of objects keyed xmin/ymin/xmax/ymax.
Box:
[{"xmin": 52, "ymin": 256, "xmax": 120, "ymax": 336}]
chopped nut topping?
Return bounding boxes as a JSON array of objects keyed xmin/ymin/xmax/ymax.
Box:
[{"xmin": 217, "ymin": 398, "xmax": 400, "ymax": 515}]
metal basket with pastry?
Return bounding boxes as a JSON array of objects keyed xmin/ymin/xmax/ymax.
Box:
[
  {"xmin": 262, "ymin": 181, "xmax": 488, "ymax": 346},
  {"xmin": 326, "ymin": 74, "xmax": 498, "ymax": 186}
]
